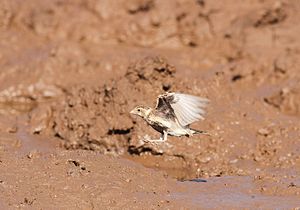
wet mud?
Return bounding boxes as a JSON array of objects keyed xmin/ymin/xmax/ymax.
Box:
[{"xmin": 0, "ymin": 0, "xmax": 300, "ymax": 209}]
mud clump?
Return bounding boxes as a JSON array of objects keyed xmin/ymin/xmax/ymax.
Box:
[
  {"xmin": 33, "ymin": 57, "xmax": 176, "ymax": 154},
  {"xmin": 254, "ymin": 2, "xmax": 287, "ymax": 27},
  {"xmin": 264, "ymin": 86, "xmax": 300, "ymax": 117},
  {"xmin": 51, "ymin": 85, "xmax": 133, "ymax": 153},
  {"xmin": 126, "ymin": 0, "xmax": 155, "ymax": 14},
  {"xmin": 125, "ymin": 56, "xmax": 175, "ymax": 90},
  {"xmin": 0, "ymin": 83, "xmax": 63, "ymax": 114}
]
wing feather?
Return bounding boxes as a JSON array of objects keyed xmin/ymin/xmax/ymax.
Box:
[
  {"xmin": 171, "ymin": 102, "xmax": 191, "ymax": 125},
  {"xmin": 155, "ymin": 92, "xmax": 209, "ymax": 126}
]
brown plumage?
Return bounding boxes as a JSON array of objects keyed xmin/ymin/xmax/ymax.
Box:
[{"xmin": 130, "ymin": 92, "xmax": 209, "ymax": 143}]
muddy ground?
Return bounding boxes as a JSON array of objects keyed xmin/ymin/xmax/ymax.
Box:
[{"xmin": 0, "ymin": 0, "xmax": 300, "ymax": 209}]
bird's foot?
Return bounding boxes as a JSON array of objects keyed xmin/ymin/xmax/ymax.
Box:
[
  {"xmin": 143, "ymin": 138, "xmax": 166, "ymax": 144},
  {"xmin": 142, "ymin": 132, "xmax": 168, "ymax": 144},
  {"xmin": 191, "ymin": 129, "xmax": 212, "ymax": 136},
  {"xmin": 200, "ymin": 131, "xmax": 212, "ymax": 136}
]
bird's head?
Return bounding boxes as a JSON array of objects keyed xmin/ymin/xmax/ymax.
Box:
[{"xmin": 130, "ymin": 105, "xmax": 151, "ymax": 119}]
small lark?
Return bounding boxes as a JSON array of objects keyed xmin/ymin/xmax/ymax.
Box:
[{"xmin": 130, "ymin": 92, "xmax": 209, "ymax": 143}]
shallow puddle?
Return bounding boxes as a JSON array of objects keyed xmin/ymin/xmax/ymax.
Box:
[{"xmin": 170, "ymin": 176, "xmax": 300, "ymax": 209}]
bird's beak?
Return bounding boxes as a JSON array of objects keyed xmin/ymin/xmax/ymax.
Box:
[{"xmin": 130, "ymin": 109, "xmax": 135, "ymax": 115}]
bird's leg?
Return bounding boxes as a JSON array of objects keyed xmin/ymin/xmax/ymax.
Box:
[{"xmin": 162, "ymin": 130, "xmax": 168, "ymax": 141}]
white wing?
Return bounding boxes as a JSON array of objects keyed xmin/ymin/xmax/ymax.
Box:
[{"xmin": 168, "ymin": 93, "xmax": 209, "ymax": 126}]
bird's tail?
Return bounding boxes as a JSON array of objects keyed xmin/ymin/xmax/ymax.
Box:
[{"xmin": 190, "ymin": 128, "xmax": 211, "ymax": 136}]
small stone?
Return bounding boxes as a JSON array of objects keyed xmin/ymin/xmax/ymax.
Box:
[
  {"xmin": 26, "ymin": 151, "xmax": 40, "ymax": 159},
  {"xmin": 257, "ymin": 128, "xmax": 270, "ymax": 136},
  {"xmin": 7, "ymin": 126, "xmax": 17, "ymax": 133},
  {"xmin": 229, "ymin": 159, "xmax": 238, "ymax": 164}
]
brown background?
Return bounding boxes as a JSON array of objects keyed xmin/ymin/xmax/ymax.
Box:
[{"xmin": 0, "ymin": 0, "xmax": 299, "ymax": 209}]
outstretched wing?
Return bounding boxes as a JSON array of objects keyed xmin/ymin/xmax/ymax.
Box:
[
  {"xmin": 155, "ymin": 92, "xmax": 209, "ymax": 126},
  {"xmin": 155, "ymin": 93, "xmax": 177, "ymax": 120}
]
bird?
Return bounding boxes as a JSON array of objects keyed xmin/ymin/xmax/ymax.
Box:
[{"xmin": 130, "ymin": 92, "xmax": 209, "ymax": 143}]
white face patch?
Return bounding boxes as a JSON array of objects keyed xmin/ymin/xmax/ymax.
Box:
[{"xmin": 145, "ymin": 109, "xmax": 152, "ymax": 117}]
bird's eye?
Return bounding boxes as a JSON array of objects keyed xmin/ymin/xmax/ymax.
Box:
[{"xmin": 137, "ymin": 108, "xmax": 141, "ymax": 112}]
